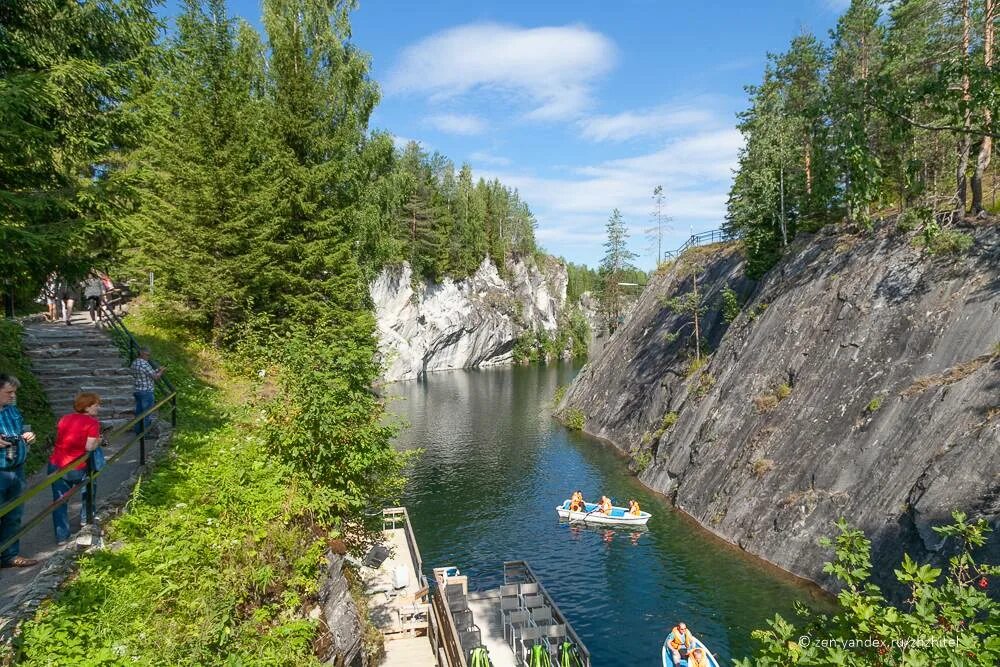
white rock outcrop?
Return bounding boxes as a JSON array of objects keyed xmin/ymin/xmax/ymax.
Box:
[{"xmin": 371, "ymin": 256, "xmax": 568, "ymax": 381}]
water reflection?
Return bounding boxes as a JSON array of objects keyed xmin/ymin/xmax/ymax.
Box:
[{"xmin": 389, "ymin": 363, "xmax": 826, "ymax": 665}]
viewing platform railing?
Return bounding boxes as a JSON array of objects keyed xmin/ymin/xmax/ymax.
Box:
[{"xmin": 663, "ymin": 228, "xmax": 735, "ymax": 260}]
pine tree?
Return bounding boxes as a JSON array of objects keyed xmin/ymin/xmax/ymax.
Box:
[
  {"xmin": 599, "ymin": 209, "xmax": 638, "ymax": 333},
  {"xmin": 0, "ymin": 0, "xmax": 158, "ymax": 289}
]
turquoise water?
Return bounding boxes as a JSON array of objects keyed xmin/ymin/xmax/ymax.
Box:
[{"xmin": 389, "ymin": 363, "xmax": 827, "ymax": 666}]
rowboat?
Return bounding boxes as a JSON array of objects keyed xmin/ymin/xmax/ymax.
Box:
[
  {"xmin": 660, "ymin": 634, "xmax": 720, "ymax": 667},
  {"xmin": 555, "ymin": 500, "xmax": 651, "ymax": 525}
]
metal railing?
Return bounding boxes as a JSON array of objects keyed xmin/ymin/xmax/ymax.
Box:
[
  {"xmin": 0, "ymin": 308, "xmax": 177, "ymax": 556},
  {"xmin": 663, "ymin": 228, "xmax": 734, "ymax": 260},
  {"xmin": 98, "ymin": 303, "xmax": 176, "ymax": 428},
  {"xmin": 503, "ymin": 560, "xmax": 592, "ymax": 667}
]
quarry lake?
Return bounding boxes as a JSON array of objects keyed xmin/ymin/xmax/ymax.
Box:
[{"xmin": 389, "ymin": 363, "xmax": 829, "ymax": 666}]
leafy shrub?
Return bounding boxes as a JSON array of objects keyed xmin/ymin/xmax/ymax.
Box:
[
  {"xmin": 915, "ymin": 220, "xmax": 974, "ymax": 255},
  {"xmin": 721, "ymin": 285, "xmax": 741, "ymax": 323},
  {"xmin": 896, "ymin": 206, "xmax": 932, "ymax": 233},
  {"xmin": 775, "ymin": 383, "xmax": 791, "ymax": 400},
  {"xmin": 695, "ymin": 373, "xmax": 716, "ymax": 398},
  {"xmin": 631, "ymin": 448, "xmax": 652, "ymax": 473},
  {"xmin": 552, "ymin": 384, "xmax": 568, "ymax": 406},
  {"xmin": 866, "ymin": 396, "xmax": 883, "ymax": 413},
  {"xmin": 747, "ymin": 301, "xmax": 769, "ymax": 322},
  {"xmin": 661, "ymin": 411, "xmax": 679, "ymax": 430},
  {"xmin": 735, "ymin": 512, "xmax": 1000, "ymax": 667},
  {"xmin": 640, "ymin": 431, "xmax": 653, "ymax": 445},
  {"xmin": 0, "ymin": 320, "xmax": 56, "ymax": 474},
  {"xmin": 686, "ymin": 356, "xmax": 708, "ymax": 377},
  {"xmin": 564, "ymin": 408, "xmax": 586, "ymax": 431}
]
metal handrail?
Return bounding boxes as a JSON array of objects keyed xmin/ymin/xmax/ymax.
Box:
[
  {"xmin": 0, "ymin": 310, "xmax": 178, "ymax": 555},
  {"xmin": 663, "ymin": 228, "xmax": 734, "ymax": 260}
]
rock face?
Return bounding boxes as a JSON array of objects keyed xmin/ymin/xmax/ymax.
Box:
[
  {"xmin": 371, "ymin": 256, "xmax": 568, "ymax": 382},
  {"xmin": 561, "ymin": 223, "xmax": 1000, "ymax": 592},
  {"xmin": 317, "ymin": 554, "xmax": 365, "ymax": 667}
]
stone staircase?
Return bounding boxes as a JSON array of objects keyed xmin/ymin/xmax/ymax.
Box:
[{"xmin": 21, "ymin": 312, "xmax": 135, "ymax": 430}]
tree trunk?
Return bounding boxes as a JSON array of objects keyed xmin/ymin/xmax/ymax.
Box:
[
  {"xmin": 956, "ymin": 0, "xmax": 972, "ymax": 215},
  {"xmin": 804, "ymin": 138, "xmax": 812, "ymax": 196},
  {"xmin": 972, "ymin": 0, "xmax": 995, "ymax": 214},
  {"xmin": 779, "ymin": 164, "xmax": 788, "ymax": 246}
]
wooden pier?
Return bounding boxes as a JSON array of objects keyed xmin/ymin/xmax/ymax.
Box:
[{"xmin": 363, "ymin": 509, "xmax": 590, "ymax": 667}]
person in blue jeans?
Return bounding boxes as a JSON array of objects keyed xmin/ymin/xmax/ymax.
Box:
[
  {"xmin": 0, "ymin": 374, "xmax": 39, "ymax": 568},
  {"xmin": 131, "ymin": 347, "xmax": 164, "ymax": 434},
  {"xmin": 49, "ymin": 392, "xmax": 103, "ymax": 544}
]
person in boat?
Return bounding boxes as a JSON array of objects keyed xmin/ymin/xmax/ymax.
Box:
[
  {"xmin": 569, "ymin": 490, "xmax": 585, "ymax": 512},
  {"xmin": 628, "ymin": 499, "xmax": 641, "ymax": 516},
  {"xmin": 597, "ymin": 495, "xmax": 612, "ymax": 514},
  {"xmin": 688, "ymin": 647, "xmax": 710, "ymax": 667},
  {"xmin": 667, "ymin": 622, "xmax": 694, "ymax": 666}
]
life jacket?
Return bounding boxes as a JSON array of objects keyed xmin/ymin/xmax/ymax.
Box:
[
  {"xmin": 599, "ymin": 497, "xmax": 612, "ymax": 513},
  {"xmin": 668, "ymin": 627, "xmax": 693, "ymax": 650},
  {"xmin": 689, "ymin": 651, "xmax": 710, "ymax": 667},
  {"xmin": 629, "ymin": 501, "xmax": 641, "ymax": 515}
]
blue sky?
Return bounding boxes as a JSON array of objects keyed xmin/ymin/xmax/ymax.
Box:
[{"xmin": 164, "ymin": 0, "xmax": 849, "ymax": 269}]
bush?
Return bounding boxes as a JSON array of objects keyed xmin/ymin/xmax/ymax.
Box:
[
  {"xmin": 915, "ymin": 220, "xmax": 974, "ymax": 255},
  {"xmin": 896, "ymin": 206, "xmax": 932, "ymax": 233},
  {"xmin": 0, "ymin": 320, "xmax": 56, "ymax": 474},
  {"xmin": 661, "ymin": 411, "xmax": 679, "ymax": 430},
  {"xmin": 735, "ymin": 512, "xmax": 1000, "ymax": 667},
  {"xmin": 552, "ymin": 384, "xmax": 568, "ymax": 406},
  {"xmin": 866, "ymin": 396, "xmax": 883, "ymax": 413},
  {"xmin": 695, "ymin": 373, "xmax": 716, "ymax": 398},
  {"xmin": 721, "ymin": 285, "xmax": 740, "ymax": 323},
  {"xmin": 564, "ymin": 408, "xmax": 586, "ymax": 431},
  {"xmin": 775, "ymin": 383, "xmax": 791, "ymax": 400},
  {"xmin": 631, "ymin": 448, "xmax": 652, "ymax": 474}
]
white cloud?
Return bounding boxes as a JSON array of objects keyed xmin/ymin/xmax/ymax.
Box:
[
  {"xmin": 469, "ymin": 151, "xmax": 511, "ymax": 166},
  {"xmin": 425, "ymin": 113, "xmax": 488, "ymax": 135},
  {"xmin": 386, "ymin": 23, "xmax": 616, "ymax": 120},
  {"xmin": 479, "ymin": 126, "xmax": 744, "ymax": 266},
  {"xmin": 579, "ymin": 106, "xmax": 717, "ymax": 142},
  {"xmin": 390, "ymin": 134, "xmax": 429, "ymax": 151}
]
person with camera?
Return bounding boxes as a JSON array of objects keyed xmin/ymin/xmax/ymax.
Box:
[
  {"xmin": 132, "ymin": 347, "xmax": 165, "ymax": 435},
  {"xmin": 0, "ymin": 374, "xmax": 38, "ymax": 567},
  {"xmin": 49, "ymin": 392, "xmax": 104, "ymax": 544}
]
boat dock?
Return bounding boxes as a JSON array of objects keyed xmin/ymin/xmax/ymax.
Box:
[{"xmin": 361, "ymin": 509, "xmax": 591, "ymax": 667}]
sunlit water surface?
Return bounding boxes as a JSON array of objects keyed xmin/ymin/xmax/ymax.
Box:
[{"xmin": 389, "ymin": 363, "xmax": 827, "ymax": 666}]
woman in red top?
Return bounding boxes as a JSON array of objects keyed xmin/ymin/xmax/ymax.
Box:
[{"xmin": 49, "ymin": 392, "xmax": 102, "ymax": 544}]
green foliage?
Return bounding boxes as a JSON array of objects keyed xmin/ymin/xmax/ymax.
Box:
[
  {"xmin": 552, "ymin": 385, "xmax": 568, "ymax": 406},
  {"xmin": 512, "ymin": 306, "xmax": 591, "ymax": 364},
  {"xmin": 915, "ymin": 220, "xmax": 974, "ymax": 256},
  {"xmin": 16, "ymin": 313, "xmax": 326, "ymax": 665},
  {"xmin": 747, "ymin": 301, "xmax": 769, "ymax": 322},
  {"xmin": 0, "ymin": 321, "xmax": 55, "ymax": 474},
  {"xmin": 721, "ymin": 285, "xmax": 741, "ymax": 323},
  {"xmin": 599, "ymin": 209, "xmax": 639, "ymax": 333},
  {"xmin": 564, "ymin": 408, "xmax": 586, "ymax": 431},
  {"xmin": 726, "ymin": 0, "xmax": 997, "ymax": 274},
  {"xmin": 565, "ymin": 261, "xmax": 602, "ymax": 302},
  {"xmin": 736, "ymin": 512, "xmax": 1000, "ymax": 666},
  {"xmin": 0, "ymin": 0, "xmax": 159, "ymax": 292},
  {"xmin": 694, "ymin": 372, "xmax": 716, "ymax": 398},
  {"xmin": 775, "ymin": 383, "xmax": 792, "ymax": 400},
  {"xmin": 661, "ymin": 411, "xmax": 679, "ymax": 430},
  {"xmin": 866, "ymin": 396, "xmax": 883, "ymax": 413},
  {"xmin": 631, "ymin": 448, "xmax": 652, "ymax": 474}
]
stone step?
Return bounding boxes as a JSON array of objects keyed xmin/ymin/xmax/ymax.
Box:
[
  {"xmin": 22, "ymin": 325, "xmax": 111, "ymax": 338},
  {"xmin": 49, "ymin": 401, "xmax": 136, "ymax": 419},
  {"xmin": 26, "ymin": 346, "xmax": 124, "ymax": 361},
  {"xmin": 30, "ymin": 367, "xmax": 131, "ymax": 380},
  {"xmin": 44, "ymin": 382, "xmax": 134, "ymax": 397}
]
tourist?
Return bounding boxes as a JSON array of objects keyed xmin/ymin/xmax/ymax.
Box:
[
  {"xmin": 597, "ymin": 495, "xmax": 612, "ymax": 514},
  {"xmin": 55, "ymin": 274, "xmax": 76, "ymax": 325},
  {"xmin": 132, "ymin": 347, "xmax": 164, "ymax": 434},
  {"xmin": 628, "ymin": 499, "xmax": 641, "ymax": 516},
  {"xmin": 667, "ymin": 622, "xmax": 694, "ymax": 666},
  {"xmin": 81, "ymin": 273, "xmax": 105, "ymax": 323},
  {"xmin": 569, "ymin": 490, "xmax": 584, "ymax": 512},
  {"xmin": 49, "ymin": 392, "xmax": 103, "ymax": 544},
  {"xmin": 0, "ymin": 374, "xmax": 38, "ymax": 567},
  {"xmin": 689, "ymin": 647, "xmax": 710, "ymax": 667},
  {"xmin": 43, "ymin": 273, "xmax": 58, "ymax": 322}
]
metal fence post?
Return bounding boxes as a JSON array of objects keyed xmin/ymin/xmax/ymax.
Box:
[
  {"xmin": 139, "ymin": 428, "xmax": 146, "ymax": 467},
  {"xmin": 171, "ymin": 396, "xmax": 177, "ymax": 427},
  {"xmin": 85, "ymin": 453, "xmax": 96, "ymax": 524}
]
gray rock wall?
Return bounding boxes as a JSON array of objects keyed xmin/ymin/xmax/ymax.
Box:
[
  {"xmin": 561, "ymin": 223, "xmax": 1000, "ymax": 592},
  {"xmin": 317, "ymin": 553, "xmax": 365, "ymax": 667},
  {"xmin": 371, "ymin": 256, "xmax": 568, "ymax": 381}
]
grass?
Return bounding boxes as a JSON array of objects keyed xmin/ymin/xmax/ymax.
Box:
[
  {"xmin": 753, "ymin": 383, "xmax": 792, "ymax": 413},
  {"xmin": 14, "ymin": 311, "xmax": 328, "ymax": 665},
  {"xmin": 661, "ymin": 411, "xmax": 678, "ymax": 430},
  {"xmin": 564, "ymin": 408, "xmax": 586, "ymax": 431},
  {"xmin": 901, "ymin": 352, "xmax": 993, "ymax": 397},
  {"xmin": 866, "ymin": 396, "xmax": 883, "ymax": 413},
  {"xmin": 0, "ymin": 320, "xmax": 56, "ymax": 474},
  {"xmin": 751, "ymin": 458, "xmax": 775, "ymax": 478}
]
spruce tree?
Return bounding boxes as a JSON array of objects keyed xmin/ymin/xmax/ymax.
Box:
[{"xmin": 599, "ymin": 209, "xmax": 638, "ymax": 333}]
